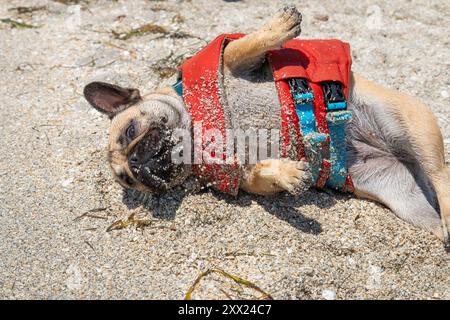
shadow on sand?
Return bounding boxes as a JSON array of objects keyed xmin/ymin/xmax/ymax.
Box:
[{"xmin": 122, "ymin": 181, "xmax": 349, "ymax": 235}]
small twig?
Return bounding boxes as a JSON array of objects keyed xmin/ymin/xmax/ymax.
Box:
[
  {"xmin": 84, "ymin": 240, "xmax": 95, "ymax": 252},
  {"xmin": 84, "ymin": 214, "xmax": 108, "ymax": 220},
  {"xmin": 95, "ymin": 60, "xmax": 116, "ymax": 68},
  {"xmin": 43, "ymin": 132, "xmax": 51, "ymax": 145},
  {"xmin": 57, "ymin": 126, "xmax": 66, "ymax": 137},
  {"xmin": 336, "ymin": 273, "xmax": 352, "ymax": 290},
  {"xmin": 103, "ymin": 41, "xmax": 138, "ymax": 58},
  {"xmin": 218, "ymin": 288, "xmax": 233, "ymax": 300},
  {"xmin": 74, "ymin": 207, "xmax": 107, "ymax": 221},
  {"xmin": 81, "ymin": 26, "xmax": 111, "ymax": 34},
  {"xmin": 37, "ymin": 123, "xmax": 63, "ymax": 127},
  {"xmin": 50, "ymin": 64, "xmax": 79, "ymax": 70}
]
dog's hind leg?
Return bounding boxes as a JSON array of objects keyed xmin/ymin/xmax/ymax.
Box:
[
  {"xmin": 223, "ymin": 5, "xmax": 302, "ymax": 73},
  {"xmin": 349, "ymin": 74, "xmax": 450, "ymax": 243},
  {"xmin": 348, "ymin": 144, "xmax": 443, "ymax": 239}
]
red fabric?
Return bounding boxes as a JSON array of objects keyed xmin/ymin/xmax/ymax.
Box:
[
  {"xmin": 273, "ymin": 79, "xmax": 304, "ymax": 159},
  {"xmin": 343, "ymin": 175, "xmax": 355, "ymax": 193},
  {"xmin": 270, "ymin": 40, "xmax": 352, "ymax": 97},
  {"xmin": 181, "ymin": 35, "xmax": 354, "ymax": 194},
  {"xmin": 309, "ymin": 81, "xmax": 331, "ymax": 188},
  {"xmin": 268, "ymin": 39, "xmax": 353, "ymax": 191},
  {"xmin": 181, "ymin": 34, "xmax": 244, "ymax": 195}
]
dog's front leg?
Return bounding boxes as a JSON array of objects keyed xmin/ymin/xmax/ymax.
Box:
[
  {"xmin": 241, "ymin": 159, "xmax": 311, "ymax": 195},
  {"xmin": 223, "ymin": 5, "xmax": 302, "ymax": 73}
]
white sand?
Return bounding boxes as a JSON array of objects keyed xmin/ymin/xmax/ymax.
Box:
[{"xmin": 0, "ymin": 0, "xmax": 448, "ymax": 299}]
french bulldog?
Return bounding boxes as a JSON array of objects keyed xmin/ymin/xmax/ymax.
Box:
[{"xmin": 83, "ymin": 5, "xmax": 450, "ymax": 245}]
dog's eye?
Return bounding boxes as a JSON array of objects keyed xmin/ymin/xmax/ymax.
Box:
[
  {"xmin": 126, "ymin": 124, "xmax": 136, "ymax": 140},
  {"xmin": 124, "ymin": 176, "xmax": 135, "ymax": 186},
  {"xmin": 117, "ymin": 172, "xmax": 135, "ymax": 187}
]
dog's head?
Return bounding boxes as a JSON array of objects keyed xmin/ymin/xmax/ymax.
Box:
[{"xmin": 83, "ymin": 82, "xmax": 191, "ymax": 193}]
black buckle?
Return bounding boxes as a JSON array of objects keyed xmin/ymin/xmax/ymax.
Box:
[
  {"xmin": 289, "ymin": 78, "xmax": 310, "ymax": 94},
  {"xmin": 288, "ymin": 78, "xmax": 314, "ymax": 104},
  {"xmin": 322, "ymin": 81, "xmax": 345, "ymax": 103}
]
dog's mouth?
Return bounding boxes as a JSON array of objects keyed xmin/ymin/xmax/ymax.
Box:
[{"xmin": 128, "ymin": 125, "xmax": 186, "ymax": 193}]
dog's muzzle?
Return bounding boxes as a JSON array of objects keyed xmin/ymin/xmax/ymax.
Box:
[{"xmin": 128, "ymin": 125, "xmax": 181, "ymax": 193}]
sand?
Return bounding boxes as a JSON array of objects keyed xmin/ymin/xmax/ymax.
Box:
[{"xmin": 0, "ymin": 0, "xmax": 449, "ymax": 299}]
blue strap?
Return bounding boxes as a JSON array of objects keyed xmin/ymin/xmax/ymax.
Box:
[
  {"xmin": 323, "ymin": 82, "xmax": 352, "ymax": 190},
  {"xmin": 325, "ymin": 110, "xmax": 352, "ymax": 189},
  {"xmin": 289, "ymin": 79, "xmax": 323, "ymax": 183},
  {"xmin": 172, "ymin": 79, "xmax": 183, "ymax": 97},
  {"xmin": 289, "ymin": 79, "xmax": 352, "ymax": 191}
]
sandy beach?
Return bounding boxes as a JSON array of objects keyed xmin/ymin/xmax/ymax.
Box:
[{"xmin": 0, "ymin": 0, "xmax": 449, "ymax": 299}]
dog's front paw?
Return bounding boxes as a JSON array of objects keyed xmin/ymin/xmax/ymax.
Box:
[
  {"xmin": 260, "ymin": 159, "xmax": 312, "ymax": 194},
  {"xmin": 277, "ymin": 159, "xmax": 311, "ymax": 193},
  {"xmin": 265, "ymin": 5, "xmax": 302, "ymax": 44}
]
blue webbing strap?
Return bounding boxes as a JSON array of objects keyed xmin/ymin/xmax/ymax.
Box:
[
  {"xmin": 322, "ymin": 81, "xmax": 352, "ymax": 190},
  {"xmin": 289, "ymin": 79, "xmax": 352, "ymax": 190},
  {"xmin": 289, "ymin": 78, "xmax": 326, "ymax": 184},
  {"xmin": 172, "ymin": 79, "xmax": 183, "ymax": 97}
]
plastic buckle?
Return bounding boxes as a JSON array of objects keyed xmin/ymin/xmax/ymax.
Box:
[
  {"xmin": 322, "ymin": 81, "xmax": 346, "ymax": 111},
  {"xmin": 288, "ymin": 78, "xmax": 314, "ymax": 104}
]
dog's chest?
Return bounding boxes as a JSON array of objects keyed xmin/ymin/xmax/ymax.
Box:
[{"xmin": 223, "ymin": 64, "xmax": 281, "ymax": 132}]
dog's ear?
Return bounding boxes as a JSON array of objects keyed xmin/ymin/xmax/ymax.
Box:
[{"xmin": 83, "ymin": 82, "xmax": 141, "ymax": 118}]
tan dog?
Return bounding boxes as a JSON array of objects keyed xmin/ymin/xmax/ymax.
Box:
[{"xmin": 84, "ymin": 6, "xmax": 450, "ymax": 246}]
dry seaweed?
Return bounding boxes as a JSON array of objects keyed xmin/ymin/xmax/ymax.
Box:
[
  {"xmin": 0, "ymin": 18, "xmax": 38, "ymax": 29},
  {"xmin": 106, "ymin": 213, "xmax": 153, "ymax": 232},
  {"xmin": 151, "ymin": 51, "xmax": 192, "ymax": 79},
  {"xmin": 8, "ymin": 6, "xmax": 47, "ymax": 14},
  {"xmin": 112, "ymin": 23, "xmax": 202, "ymax": 41},
  {"xmin": 171, "ymin": 14, "xmax": 185, "ymax": 24},
  {"xmin": 185, "ymin": 268, "xmax": 273, "ymax": 300},
  {"xmin": 150, "ymin": 4, "xmax": 175, "ymax": 12},
  {"xmin": 151, "ymin": 66, "xmax": 178, "ymax": 79},
  {"xmin": 112, "ymin": 23, "xmax": 168, "ymax": 40},
  {"xmin": 52, "ymin": 0, "xmax": 86, "ymax": 4}
]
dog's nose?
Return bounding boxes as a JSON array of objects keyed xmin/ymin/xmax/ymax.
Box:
[{"xmin": 129, "ymin": 153, "xmax": 139, "ymax": 164}]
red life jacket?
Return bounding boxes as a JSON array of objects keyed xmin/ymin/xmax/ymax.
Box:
[{"xmin": 180, "ymin": 34, "xmax": 354, "ymax": 195}]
